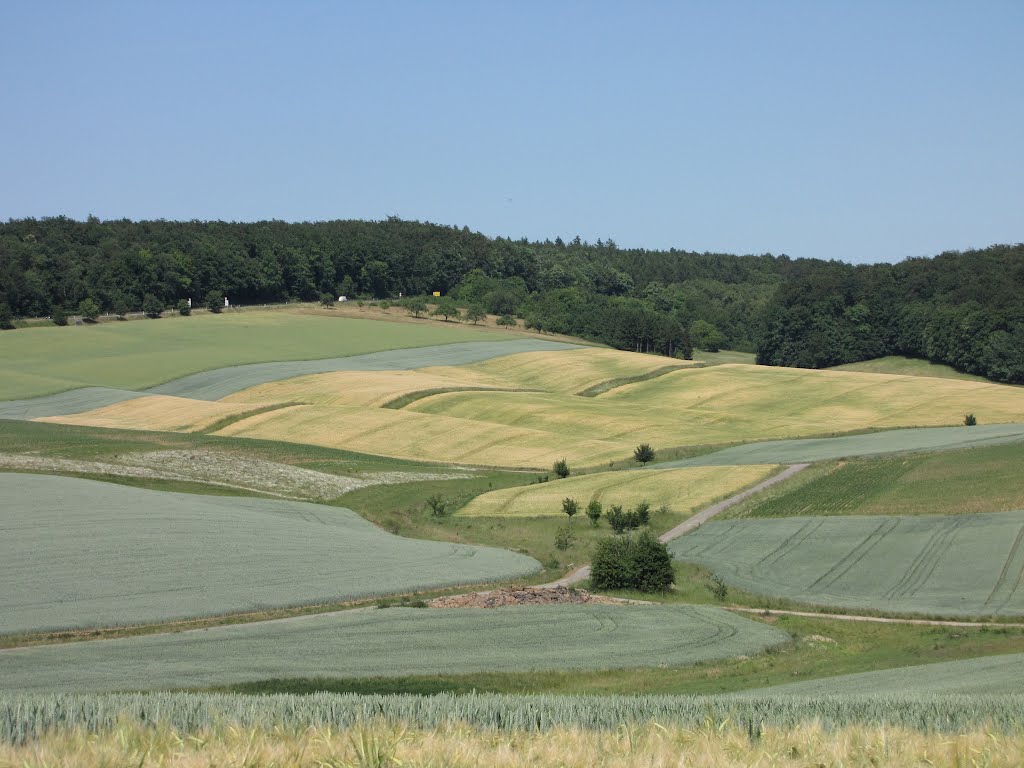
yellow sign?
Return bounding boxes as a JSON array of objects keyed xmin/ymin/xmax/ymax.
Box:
[{"xmin": 432, "ymin": 291, "xmax": 441, "ymax": 297}]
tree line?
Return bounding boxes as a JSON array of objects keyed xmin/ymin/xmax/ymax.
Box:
[{"xmin": 0, "ymin": 217, "xmax": 1020, "ymax": 382}]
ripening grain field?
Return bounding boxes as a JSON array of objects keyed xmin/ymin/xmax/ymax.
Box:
[
  {"xmin": 0, "ymin": 605, "xmax": 789, "ymax": 692},
  {"xmin": 457, "ymin": 464, "xmax": 778, "ymax": 517},
  {"xmin": 0, "ymin": 473, "xmax": 540, "ymax": 634},
  {"xmin": 671, "ymin": 510, "xmax": 1024, "ymax": 617}
]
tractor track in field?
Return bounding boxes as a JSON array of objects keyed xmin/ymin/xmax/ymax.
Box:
[{"xmin": 726, "ymin": 606, "xmax": 1024, "ymax": 629}]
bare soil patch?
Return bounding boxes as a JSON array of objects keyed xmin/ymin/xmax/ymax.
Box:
[{"xmin": 427, "ymin": 586, "xmax": 627, "ymax": 609}]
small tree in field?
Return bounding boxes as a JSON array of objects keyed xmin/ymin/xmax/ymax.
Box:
[
  {"xmin": 496, "ymin": 314, "xmax": 517, "ymax": 329},
  {"xmin": 426, "ymin": 494, "xmax": 449, "ymax": 518},
  {"xmin": 590, "ymin": 531, "xmax": 674, "ymax": 593},
  {"xmin": 964, "ymin": 413, "xmax": 978, "ymax": 426},
  {"xmin": 205, "ymin": 290, "xmax": 223, "ymax": 313},
  {"xmin": 319, "ymin": 293, "xmax": 335, "ymax": 308},
  {"xmin": 404, "ymin": 297, "xmax": 428, "ymax": 318},
  {"xmin": 465, "ymin": 304, "xmax": 487, "ymax": 324},
  {"xmin": 176, "ymin": 299, "xmax": 191, "ymax": 316},
  {"xmin": 111, "ymin": 295, "xmax": 130, "ymax": 319},
  {"xmin": 431, "ymin": 297, "xmax": 460, "ymax": 322},
  {"xmin": 586, "ymin": 498, "xmax": 602, "ymax": 527},
  {"xmin": 142, "ymin": 294, "xmax": 163, "ymax": 319},
  {"xmin": 633, "ymin": 443, "xmax": 656, "ymax": 466},
  {"xmin": 78, "ymin": 297, "xmax": 100, "ymax": 323},
  {"xmin": 51, "ymin": 306, "xmax": 68, "ymax": 326},
  {"xmin": 561, "ymin": 497, "xmax": 579, "ymax": 521},
  {"xmin": 634, "ymin": 500, "xmax": 651, "ymax": 526},
  {"xmin": 552, "ymin": 458, "xmax": 570, "ymax": 478}
]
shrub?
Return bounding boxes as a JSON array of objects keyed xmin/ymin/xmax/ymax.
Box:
[
  {"xmin": 634, "ymin": 500, "xmax": 651, "ymax": 526},
  {"xmin": 708, "ymin": 574, "xmax": 729, "ymax": 602},
  {"xmin": 319, "ymin": 293, "xmax": 335, "ymax": 307},
  {"xmin": 379, "ymin": 301, "xmax": 390, "ymax": 312},
  {"xmin": 0, "ymin": 302, "xmax": 14, "ymax": 330},
  {"xmin": 964, "ymin": 413, "xmax": 978, "ymax": 426},
  {"xmin": 496, "ymin": 314, "xmax": 517, "ymax": 328},
  {"xmin": 176, "ymin": 299, "xmax": 191, "ymax": 316},
  {"xmin": 51, "ymin": 306, "xmax": 67, "ymax": 326},
  {"xmin": 142, "ymin": 294, "xmax": 163, "ymax": 319},
  {"xmin": 552, "ymin": 458, "xmax": 570, "ymax": 478},
  {"xmin": 586, "ymin": 499, "xmax": 602, "ymax": 527},
  {"xmin": 205, "ymin": 290, "xmax": 223, "ymax": 313},
  {"xmin": 633, "ymin": 443, "xmax": 656, "ymax": 466},
  {"xmin": 590, "ymin": 531, "xmax": 674, "ymax": 593},
  {"xmin": 554, "ymin": 525, "xmax": 575, "ymax": 551},
  {"xmin": 425, "ymin": 494, "xmax": 449, "ymax": 518},
  {"xmin": 561, "ymin": 497, "xmax": 579, "ymax": 520},
  {"xmin": 78, "ymin": 297, "xmax": 100, "ymax": 322}
]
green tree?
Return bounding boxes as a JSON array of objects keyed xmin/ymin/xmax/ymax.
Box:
[
  {"xmin": 51, "ymin": 306, "xmax": 67, "ymax": 326},
  {"xmin": 964, "ymin": 413, "xmax": 978, "ymax": 426},
  {"xmin": 431, "ymin": 297, "xmax": 460, "ymax": 322},
  {"xmin": 205, "ymin": 290, "xmax": 223, "ymax": 313},
  {"xmin": 0, "ymin": 302, "xmax": 14, "ymax": 330},
  {"xmin": 111, "ymin": 293, "xmax": 130, "ymax": 320},
  {"xmin": 78, "ymin": 297, "xmax": 100, "ymax": 322},
  {"xmin": 561, "ymin": 497, "xmax": 579, "ymax": 520},
  {"xmin": 496, "ymin": 314, "xmax": 517, "ymax": 329},
  {"xmin": 426, "ymin": 494, "xmax": 449, "ymax": 518},
  {"xmin": 554, "ymin": 525, "xmax": 575, "ymax": 551},
  {"xmin": 590, "ymin": 531, "xmax": 674, "ymax": 592},
  {"xmin": 691, "ymin": 319, "xmax": 726, "ymax": 352},
  {"xmin": 465, "ymin": 304, "xmax": 487, "ymax": 324},
  {"xmin": 176, "ymin": 299, "xmax": 191, "ymax": 316},
  {"xmin": 634, "ymin": 500, "xmax": 651, "ymax": 526},
  {"xmin": 319, "ymin": 293, "xmax": 335, "ymax": 307},
  {"xmin": 552, "ymin": 458, "xmax": 570, "ymax": 478},
  {"xmin": 404, "ymin": 297, "xmax": 428, "ymax": 318},
  {"xmin": 142, "ymin": 294, "xmax": 163, "ymax": 318},
  {"xmin": 633, "ymin": 443, "xmax": 656, "ymax": 466},
  {"xmin": 585, "ymin": 498, "xmax": 602, "ymax": 527}
]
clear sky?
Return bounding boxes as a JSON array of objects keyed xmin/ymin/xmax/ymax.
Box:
[{"xmin": 2, "ymin": 1, "xmax": 1021, "ymax": 263}]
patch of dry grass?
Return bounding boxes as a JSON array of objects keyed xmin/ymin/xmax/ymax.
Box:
[{"xmin": 459, "ymin": 464, "xmax": 778, "ymax": 517}]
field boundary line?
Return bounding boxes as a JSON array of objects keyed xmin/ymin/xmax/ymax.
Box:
[
  {"xmin": 727, "ymin": 606, "xmax": 1024, "ymax": 629},
  {"xmin": 543, "ymin": 463, "xmax": 810, "ymax": 588}
]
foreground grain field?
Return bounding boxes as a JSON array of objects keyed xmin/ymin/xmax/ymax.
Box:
[
  {"xmin": 670, "ymin": 510, "xmax": 1024, "ymax": 617},
  {"xmin": 458, "ymin": 464, "xmax": 778, "ymax": 517},
  {"xmin": 0, "ymin": 474, "xmax": 540, "ymax": 634},
  {"xmin": 751, "ymin": 652, "xmax": 1024, "ymax": 695},
  {"xmin": 0, "ymin": 605, "xmax": 789, "ymax": 692},
  {"xmin": 0, "ymin": 311, "xmax": 522, "ymax": 400},
  {"xmin": 6, "ymin": 718, "xmax": 1024, "ymax": 768}
]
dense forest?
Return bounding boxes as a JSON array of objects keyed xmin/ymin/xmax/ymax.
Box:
[{"xmin": 0, "ymin": 217, "xmax": 1021, "ymax": 382}]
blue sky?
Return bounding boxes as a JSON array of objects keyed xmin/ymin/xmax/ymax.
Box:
[{"xmin": 1, "ymin": 1, "xmax": 1021, "ymax": 263}]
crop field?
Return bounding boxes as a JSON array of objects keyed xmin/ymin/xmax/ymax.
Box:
[
  {"xmin": 0, "ymin": 311, "xmax": 522, "ymax": 401},
  {"xmin": 829, "ymin": 355, "xmax": 992, "ymax": 381},
  {"xmin": 458, "ymin": 464, "xmax": 778, "ymax": 517},
  {"xmin": 752, "ymin": 652, "xmax": 1024, "ymax": 696},
  {"xmin": 670, "ymin": 510, "xmax": 1024, "ymax": 617},
  {"xmin": 0, "ymin": 473, "xmax": 540, "ymax": 634},
  {"xmin": 0, "ymin": 605, "xmax": 790, "ymax": 692},
  {"xmin": 36, "ymin": 394, "xmax": 261, "ymax": 432},
  {"xmin": 213, "ymin": 401, "xmax": 628, "ymax": 467},
  {"xmin": 405, "ymin": 364, "xmax": 1024, "ymax": 450},
  {"xmin": 667, "ymin": 423, "xmax": 1024, "ymax": 467},
  {"xmin": 731, "ymin": 441, "xmax": 1024, "ymax": 518}
]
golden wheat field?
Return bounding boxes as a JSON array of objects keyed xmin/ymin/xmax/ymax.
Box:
[
  {"xmin": 458, "ymin": 464, "xmax": 778, "ymax": 517},
  {"xmin": 34, "ymin": 350, "xmax": 1024, "ymax": 469},
  {"xmin": 36, "ymin": 395, "xmax": 257, "ymax": 433}
]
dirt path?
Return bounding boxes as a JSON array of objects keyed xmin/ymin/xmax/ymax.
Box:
[
  {"xmin": 727, "ymin": 606, "xmax": 1024, "ymax": 629},
  {"xmin": 543, "ymin": 463, "xmax": 811, "ymax": 588}
]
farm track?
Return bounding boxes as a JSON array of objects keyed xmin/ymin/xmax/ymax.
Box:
[
  {"xmin": 727, "ymin": 606, "xmax": 1024, "ymax": 629},
  {"xmin": 543, "ymin": 463, "xmax": 811, "ymax": 588}
]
